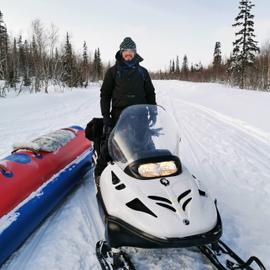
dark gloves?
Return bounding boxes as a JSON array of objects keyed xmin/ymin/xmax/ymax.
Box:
[
  {"xmin": 103, "ymin": 115, "xmax": 113, "ymax": 127},
  {"xmin": 103, "ymin": 115, "xmax": 113, "ymax": 137}
]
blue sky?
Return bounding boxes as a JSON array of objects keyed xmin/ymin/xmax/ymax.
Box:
[{"xmin": 1, "ymin": 0, "xmax": 270, "ymax": 71}]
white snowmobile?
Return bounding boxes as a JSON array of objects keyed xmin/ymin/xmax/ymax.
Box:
[{"xmin": 95, "ymin": 104, "xmax": 266, "ymax": 270}]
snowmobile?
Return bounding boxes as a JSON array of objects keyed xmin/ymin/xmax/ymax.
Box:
[{"xmin": 95, "ymin": 104, "xmax": 266, "ymax": 270}]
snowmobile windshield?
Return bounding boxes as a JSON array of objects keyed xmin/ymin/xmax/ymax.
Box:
[{"xmin": 108, "ymin": 105, "xmax": 180, "ymax": 171}]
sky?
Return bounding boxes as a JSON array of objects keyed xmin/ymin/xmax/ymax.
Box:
[{"xmin": 1, "ymin": 0, "xmax": 270, "ymax": 71}]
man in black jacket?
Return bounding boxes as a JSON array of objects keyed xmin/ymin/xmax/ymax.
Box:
[{"xmin": 95, "ymin": 37, "xmax": 156, "ymax": 181}]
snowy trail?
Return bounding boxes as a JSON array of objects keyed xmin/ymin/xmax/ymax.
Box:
[
  {"xmin": 162, "ymin": 96, "xmax": 270, "ymax": 266},
  {"xmin": 1, "ymin": 82, "xmax": 269, "ymax": 269}
]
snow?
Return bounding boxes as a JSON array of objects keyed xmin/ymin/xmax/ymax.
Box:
[{"xmin": 1, "ymin": 81, "xmax": 270, "ymax": 269}]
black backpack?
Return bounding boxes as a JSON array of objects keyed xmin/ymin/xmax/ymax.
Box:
[{"xmin": 85, "ymin": 118, "xmax": 103, "ymax": 156}]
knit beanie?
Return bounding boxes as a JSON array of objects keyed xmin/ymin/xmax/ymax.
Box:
[{"xmin": 119, "ymin": 37, "xmax": 136, "ymax": 51}]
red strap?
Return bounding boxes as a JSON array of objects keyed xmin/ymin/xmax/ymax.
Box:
[{"xmin": 61, "ymin": 128, "xmax": 77, "ymax": 135}]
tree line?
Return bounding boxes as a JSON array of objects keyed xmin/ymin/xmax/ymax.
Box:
[
  {"xmin": 0, "ymin": 13, "xmax": 105, "ymax": 96},
  {"xmin": 1, "ymin": 0, "xmax": 269, "ymax": 95},
  {"xmin": 151, "ymin": 0, "xmax": 270, "ymax": 91}
]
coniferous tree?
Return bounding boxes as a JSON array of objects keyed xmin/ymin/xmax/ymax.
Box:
[
  {"xmin": 18, "ymin": 36, "xmax": 25, "ymax": 77},
  {"xmin": 169, "ymin": 60, "xmax": 172, "ymax": 73},
  {"xmin": 62, "ymin": 32, "xmax": 75, "ymax": 87},
  {"xmin": 213, "ymin": 41, "xmax": 222, "ymax": 81},
  {"xmin": 82, "ymin": 41, "xmax": 89, "ymax": 86},
  {"xmin": 181, "ymin": 54, "xmax": 189, "ymax": 80},
  {"xmin": 171, "ymin": 60, "xmax": 175, "ymax": 73},
  {"xmin": 230, "ymin": 0, "xmax": 260, "ymax": 88},
  {"xmin": 8, "ymin": 38, "xmax": 19, "ymax": 87},
  {"xmin": 213, "ymin": 42, "xmax": 222, "ymax": 68},
  {"xmin": 83, "ymin": 41, "xmax": 88, "ymax": 65},
  {"xmin": 92, "ymin": 49, "xmax": 97, "ymax": 81},
  {"xmin": 175, "ymin": 56, "xmax": 180, "ymax": 75},
  {"xmin": 97, "ymin": 48, "xmax": 103, "ymax": 79},
  {"xmin": 0, "ymin": 10, "xmax": 8, "ymax": 80},
  {"xmin": 190, "ymin": 63, "xmax": 195, "ymax": 73},
  {"xmin": 93, "ymin": 48, "xmax": 102, "ymax": 81},
  {"xmin": 23, "ymin": 40, "xmax": 31, "ymax": 86}
]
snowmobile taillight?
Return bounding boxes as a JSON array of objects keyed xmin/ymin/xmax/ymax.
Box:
[{"xmin": 138, "ymin": 161, "xmax": 178, "ymax": 178}]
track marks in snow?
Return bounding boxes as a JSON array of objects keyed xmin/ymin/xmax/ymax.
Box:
[
  {"xmin": 161, "ymin": 97, "xmax": 270, "ymax": 266},
  {"xmin": 128, "ymin": 247, "xmax": 213, "ymax": 270}
]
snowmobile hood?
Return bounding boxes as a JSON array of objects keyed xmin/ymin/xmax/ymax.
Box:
[
  {"xmin": 99, "ymin": 164, "xmax": 219, "ymax": 240},
  {"xmin": 115, "ymin": 50, "xmax": 144, "ymax": 64}
]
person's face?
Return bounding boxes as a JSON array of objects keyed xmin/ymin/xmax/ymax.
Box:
[{"xmin": 122, "ymin": 49, "xmax": 135, "ymax": 61}]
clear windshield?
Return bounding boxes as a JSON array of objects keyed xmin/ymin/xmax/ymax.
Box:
[{"xmin": 108, "ymin": 105, "xmax": 180, "ymax": 169}]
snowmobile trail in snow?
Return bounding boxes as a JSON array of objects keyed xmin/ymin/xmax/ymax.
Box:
[{"xmin": 160, "ymin": 96, "xmax": 270, "ymax": 267}]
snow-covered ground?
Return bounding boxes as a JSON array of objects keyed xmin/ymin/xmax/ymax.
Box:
[{"xmin": 0, "ymin": 81, "xmax": 270, "ymax": 269}]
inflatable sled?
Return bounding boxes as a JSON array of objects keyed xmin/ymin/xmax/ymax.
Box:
[{"xmin": 0, "ymin": 126, "xmax": 93, "ymax": 266}]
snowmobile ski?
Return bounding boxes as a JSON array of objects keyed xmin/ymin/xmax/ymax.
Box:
[
  {"xmin": 199, "ymin": 240, "xmax": 266, "ymax": 270},
  {"xmin": 96, "ymin": 241, "xmax": 135, "ymax": 270}
]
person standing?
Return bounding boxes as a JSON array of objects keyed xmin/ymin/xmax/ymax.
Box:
[{"xmin": 95, "ymin": 37, "xmax": 156, "ymax": 182}]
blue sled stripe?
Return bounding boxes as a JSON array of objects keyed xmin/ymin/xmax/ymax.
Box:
[{"xmin": 0, "ymin": 148, "xmax": 94, "ymax": 266}]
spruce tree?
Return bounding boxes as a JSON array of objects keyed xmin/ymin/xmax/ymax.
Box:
[
  {"xmin": 62, "ymin": 32, "xmax": 75, "ymax": 87},
  {"xmin": 169, "ymin": 60, "xmax": 172, "ymax": 73},
  {"xmin": 190, "ymin": 63, "xmax": 195, "ymax": 73},
  {"xmin": 23, "ymin": 40, "xmax": 31, "ymax": 86},
  {"xmin": 230, "ymin": 0, "xmax": 260, "ymax": 88},
  {"xmin": 181, "ymin": 55, "xmax": 189, "ymax": 80},
  {"xmin": 92, "ymin": 49, "xmax": 97, "ymax": 81},
  {"xmin": 93, "ymin": 48, "xmax": 102, "ymax": 81},
  {"xmin": 171, "ymin": 60, "xmax": 175, "ymax": 73},
  {"xmin": 175, "ymin": 56, "xmax": 180, "ymax": 75},
  {"xmin": 18, "ymin": 35, "xmax": 25, "ymax": 77},
  {"xmin": 213, "ymin": 42, "xmax": 222, "ymax": 68},
  {"xmin": 82, "ymin": 41, "xmax": 89, "ymax": 86},
  {"xmin": 0, "ymin": 10, "xmax": 8, "ymax": 80},
  {"xmin": 83, "ymin": 41, "xmax": 88, "ymax": 65},
  {"xmin": 97, "ymin": 48, "xmax": 102, "ymax": 79},
  {"xmin": 213, "ymin": 41, "xmax": 222, "ymax": 80}
]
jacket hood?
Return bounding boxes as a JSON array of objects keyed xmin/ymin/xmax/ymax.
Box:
[{"xmin": 115, "ymin": 50, "xmax": 144, "ymax": 64}]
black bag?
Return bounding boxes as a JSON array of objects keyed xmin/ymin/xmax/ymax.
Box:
[{"xmin": 85, "ymin": 118, "xmax": 103, "ymax": 156}]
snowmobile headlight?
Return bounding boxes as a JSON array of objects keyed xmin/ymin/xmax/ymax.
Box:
[{"xmin": 138, "ymin": 161, "xmax": 177, "ymax": 178}]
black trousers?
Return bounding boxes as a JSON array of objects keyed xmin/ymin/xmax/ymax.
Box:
[
  {"xmin": 94, "ymin": 132, "xmax": 111, "ymax": 177},
  {"xmin": 94, "ymin": 109, "xmax": 122, "ymax": 177}
]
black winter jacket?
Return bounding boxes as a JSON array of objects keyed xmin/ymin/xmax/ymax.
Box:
[{"xmin": 100, "ymin": 51, "xmax": 156, "ymax": 122}]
